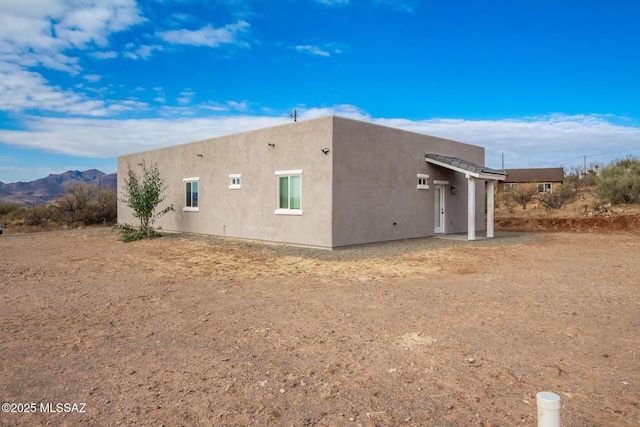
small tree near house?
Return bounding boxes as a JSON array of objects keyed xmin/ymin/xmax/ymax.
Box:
[
  {"xmin": 119, "ymin": 161, "xmax": 174, "ymax": 241},
  {"xmin": 509, "ymin": 183, "xmax": 538, "ymax": 210},
  {"xmin": 538, "ymin": 184, "xmax": 577, "ymax": 210}
]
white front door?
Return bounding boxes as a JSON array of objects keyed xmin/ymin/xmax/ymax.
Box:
[{"xmin": 434, "ymin": 185, "xmax": 445, "ymax": 234}]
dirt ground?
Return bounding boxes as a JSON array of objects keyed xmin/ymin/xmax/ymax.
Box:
[{"xmin": 1, "ymin": 228, "xmax": 639, "ymax": 426}]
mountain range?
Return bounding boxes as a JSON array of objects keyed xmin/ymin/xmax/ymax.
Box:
[{"xmin": 0, "ymin": 170, "xmax": 117, "ymax": 205}]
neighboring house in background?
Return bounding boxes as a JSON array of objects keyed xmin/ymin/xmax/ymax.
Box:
[
  {"xmin": 501, "ymin": 167, "xmax": 565, "ymax": 193},
  {"xmin": 117, "ymin": 116, "xmax": 506, "ymax": 248}
]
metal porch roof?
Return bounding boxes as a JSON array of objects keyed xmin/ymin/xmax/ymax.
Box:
[{"xmin": 425, "ymin": 153, "xmax": 507, "ymax": 181}]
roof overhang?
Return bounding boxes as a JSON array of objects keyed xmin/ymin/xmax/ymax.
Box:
[{"xmin": 425, "ymin": 153, "xmax": 507, "ymax": 181}]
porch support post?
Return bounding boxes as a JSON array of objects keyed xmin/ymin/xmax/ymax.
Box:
[
  {"xmin": 467, "ymin": 174, "xmax": 476, "ymax": 241},
  {"xmin": 487, "ymin": 180, "xmax": 495, "ymax": 238}
]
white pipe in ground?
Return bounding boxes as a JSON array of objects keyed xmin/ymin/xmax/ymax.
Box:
[{"xmin": 537, "ymin": 391, "xmax": 561, "ymax": 427}]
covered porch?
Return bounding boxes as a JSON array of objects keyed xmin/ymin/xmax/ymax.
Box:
[{"xmin": 426, "ymin": 153, "xmax": 507, "ymax": 241}]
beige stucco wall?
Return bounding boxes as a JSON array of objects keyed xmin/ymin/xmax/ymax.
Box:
[
  {"xmin": 330, "ymin": 117, "xmax": 486, "ymax": 247},
  {"xmin": 118, "ymin": 117, "xmax": 335, "ymax": 248},
  {"xmin": 118, "ymin": 115, "xmax": 487, "ymax": 248}
]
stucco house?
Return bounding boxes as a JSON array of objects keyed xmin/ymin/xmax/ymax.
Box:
[
  {"xmin": 117, "ymin": 116, "xmax": 506, "ymax": 248},
  {"xmin": 501, "ymin": 168, "xmax": 565, "ymax": 193}
]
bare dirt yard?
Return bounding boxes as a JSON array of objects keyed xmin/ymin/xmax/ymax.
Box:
[{"xmin": 1, "ymin": 227, "xmax": 639, "ymax": 426}]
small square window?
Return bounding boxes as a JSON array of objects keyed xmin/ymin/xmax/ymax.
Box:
[
  {"xmin": 229, "ymin": 174, "xmax": 241, "ymax": 189},
  {"xmin": 417, "ymin": 173, "xmax": 429, "ymax": 190}
]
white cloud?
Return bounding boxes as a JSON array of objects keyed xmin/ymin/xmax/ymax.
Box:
[
  {"xmin": 157, "ymin": 21, "xmax": 250, "ymax": 48},
  {"xmin": 0, "ymin": 0, "xmax": 145, "ymax": 71},
  {"xmin": 1, "ymin": 107, "xmax": 638, "ymax": 172},
  {"xmin": 0, "ymin": 0, "xmax": 146, "ymax": 119},
  {"xmin": 294, "ymin": 43, "xmax": 345, "ymax": 57},
  {"xmin": 226, "ymin": 100, "xmax": 249, "ymax": 111},
  {"xmin": 199, "ymin": 100, "xmax": 250, "ymax": 112},
  {"xmin": 88, "ymin": 50, "xmax": 118, "ymax": 59},
  {"xmin": 83, "ymin": 74, "xmax": 101, "ymax": 82},
  {"xmin": 295, "ymin": 45, "xmax": 330, "ymax": 57},
  {"xmin": 0, "ymin": 62, "xmax": 146, "ymax": 117},
  {"xmin": 0, "ymin": 115, "xmax": 289, "ymax": 158},
  {"xmin": 123, "ymin": 44, "xmax": 164, "ymax": 60},
  {"xmin": 176, "ymin": 90, "xmax": 195, "ymax": 105},
  {"xmin": 372, "ymin": 113, "xmax": 640, "ymax": 169},
  {"xmin": 315, "ymin": 0, "xmax": 351, "ymax": 6}
]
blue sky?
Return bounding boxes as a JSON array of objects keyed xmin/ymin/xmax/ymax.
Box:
[{"xmin": 1, "ymin": 0, "xmax": 639, "ymax": 183}]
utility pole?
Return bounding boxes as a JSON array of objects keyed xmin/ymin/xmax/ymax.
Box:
[{"xmin": 583, "ymin": 155, "xmax": 587, "ymax": 176}]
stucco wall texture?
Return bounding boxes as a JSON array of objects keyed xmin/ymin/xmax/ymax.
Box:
[{"xmin": 118, "ymin": 116, "xmax": 486, "ymax": 248}]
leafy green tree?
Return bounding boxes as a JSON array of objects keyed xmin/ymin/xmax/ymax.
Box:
[
  {"xmin": 593, "ymin": 156, "xmax": 640, "ymax": 204},
  {"xmin": 120, "ymin": 161, "xmax": 174, "ymax": 240}
]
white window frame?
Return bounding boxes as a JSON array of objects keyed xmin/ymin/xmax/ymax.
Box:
[
  {"xmin": 417, "ymin": 173, "xmax": 429, "ymax": 190},
  {"xmin": 229, "ymin": 174, "xmax": 242, "ymax": 189},
  {"xmin": 275, "ymin": 169, "xmax": 303, "ymax": 215},
  {"xmin": 537, "ymin": 182, "xmax": 552, "ymax": 193},
  {"xmin": 183, "ymin": 177, "xmax": 200, "ymax": 212},
  {"xmin": 504, "ymin": 183, "xmax": 518, "ymax": 192}
]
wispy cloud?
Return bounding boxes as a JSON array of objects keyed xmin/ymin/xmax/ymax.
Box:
[
  {"xmin": 199, "ymin": 100, "xmax": 250, "ymax": 112},
  {"xmin": 88, "ymin": 51, "xmax": 119, "ymax": 60},
  {"xmin": 83, "ymin": 74, "xmax": 101, "ymax": 82},
  {"xmin": 2, "ymin": 107, "xmax": 638, "ymax": 171},
  {"xmin": 0, "ymin": 62, "xmax": 145, "ymax": 117},
  {"xmin": 125, "ymin": 44, "xmax": 164, "ymax": 60},
  {"xmin": 372, "ymin": 0, "xmax": 417, "ymax": 13},
  {"xmin": 0, "ymin": 115, "xmax": 288, "ymax": 158},
  {"xmin": 157, "ymin": 21, "xmax": 250, "ymax": 48},
  {"xmin": 294, "ymin": 43, "xmax": 344, "ymax": 57},
  {"xmin": 295, "ymin": 45, "xmax": 330, "ymax": 57},
  {"xmin": 315, "ymin": 0, "xmax": 352, "ymax": 6},
  {"xmin": 176, "ymin": 90, "xmax": 195, "ymax": 105},
  {"xmin": 0, "ymin": 0, "xmax": 146, "ymax": 120},
  {"xmin": 0, "ymin": 0, "xmax": 145, "ymax": 72}
]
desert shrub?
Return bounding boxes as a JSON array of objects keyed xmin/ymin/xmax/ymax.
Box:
[
  {"xmin": 593, "ymin": 157, "xmax": 640, "ymax": 204},
  {"xmin": 96, "ymin": 189, "xmax": 118, "ymax": 224},
  {"xmin": 508, "ymin": 184, "xmax": 538, "ymax": 210},
  {"xmin": 565, "ymin": 166, "xmax": 587, "ymax": 198},
  {"xmin": 538, "ymin": 184, "xmax": 577, "ymax": 209},
  {"xmin": 23, "ymin": 204, "xmax": 54, "ymax": 226},
  {"xmin": 52, "ymin": 184, "xmax": 117, "ymax": 226},
  {"xmin": 119, "ymin": 161, "xmax": 173, "ymax": 241},
  {"xmin": 0, "ymin": 202, "xmax": 21, "ymax": 216},
  {"xmin": 114, "ymin": 223, "xmax": 160, "ymax": 242},
  {"xmin": 496, "ymin": 191, "xmax": 515, "ymax": 213}
]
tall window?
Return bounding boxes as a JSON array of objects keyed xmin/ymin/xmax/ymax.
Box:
[
  {"xmin": 275, "ymin": 170, "xmax": 302, "ymax": 215},
  {"xmin": 183, "ymin": 177, "xmax": 199, "ymax": 211}
]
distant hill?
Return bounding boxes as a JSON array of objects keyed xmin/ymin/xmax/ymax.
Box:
[{"xmin": 0, "ymin": 170, "xmax": 117, "ymax": 205}]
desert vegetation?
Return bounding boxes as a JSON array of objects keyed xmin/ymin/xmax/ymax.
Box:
[
  {"xmin": 499, "ymin": 156, "xmax": 640, "ymax": 216},
  {"xmin": 0, "ymin": 182, "xmax": 117, "ymax": 233},
  {"xmin": 118, "ymin": 161, "xmax": 174, "ymax": 242}
]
